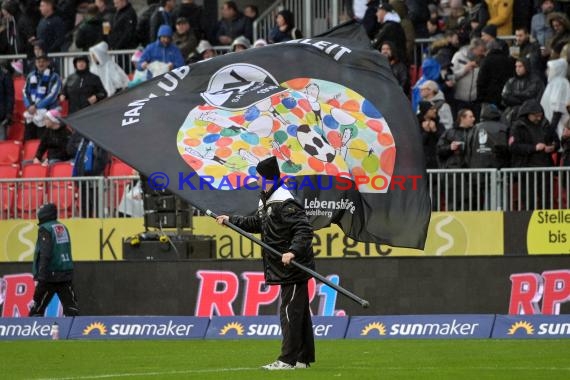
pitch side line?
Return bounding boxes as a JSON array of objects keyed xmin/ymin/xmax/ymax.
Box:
[{"xmin": 33, "ymin": 368, "xmax": 259, "ymax": 380}]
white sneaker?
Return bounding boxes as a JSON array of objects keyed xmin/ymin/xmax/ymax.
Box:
[
  {"xmin": 262, "ymin": 360, "xmax": 295, "ymax": 370},
  {"xmin": 295, "ymin": 362, "xmax": 310, "ymax": 369}
]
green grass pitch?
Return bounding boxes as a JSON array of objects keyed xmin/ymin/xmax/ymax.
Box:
[{"xmin": 1, "ymin": 340, "xmax": 570, "ymax": 379}]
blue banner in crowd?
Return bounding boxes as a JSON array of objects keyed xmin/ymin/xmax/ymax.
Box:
[
  {"xmin": 0, "ymin": 317, "xmax": 72, "ymax": 340},
  {"xmin": 492, "ymin": 315, "xmax": 570, "ymax": 339},
  {"xmin": 206, "ymin": 316, "xmax": 348, "ymax": 339},
  {"xmin": 68, "ymin": 316, "xmax": 210, "ymax": 340},
  {"xmin": 346, "ymin": 315, "xmax": 495, "ymax": 339}
]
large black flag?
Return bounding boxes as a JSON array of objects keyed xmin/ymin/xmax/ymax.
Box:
[{"xmin": 66, "ymin": 22, "xmax": 431, "ymax": 249}]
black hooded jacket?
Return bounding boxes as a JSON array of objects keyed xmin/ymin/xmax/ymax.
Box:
[
  {"xmin": 62, "ymin": 58, "xmax": 107, "ymax": 114},
  {"xmin": 230, "ymin": 186, "xmax": 315, "ymax": 285},
  {"xmin": 501, "ymin": 58, "xmax": 545, "ymax": 108},
  {"xmin": 468, "ymin": 103, "xmax": 509, "ymax": 168},
  {"xmin": 509, "ymin": 99, "xmax": 560, "ymax": 167}
]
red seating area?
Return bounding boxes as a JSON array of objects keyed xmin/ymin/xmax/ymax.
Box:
[{"xmin": 0, "ymin": 154, "xmax": 136, "ymax": 219}]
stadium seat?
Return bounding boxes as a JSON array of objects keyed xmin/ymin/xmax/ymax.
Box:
[
  {"xmin": 6, "ymin": 121, "xmax": 24, "ymax": 141},
  {"xmin": 108, "ymin": 160, "xmax": 137, "ymax": 216},
  {"xmin": 22, "ymin": 139, "xmax": 42, "ymax": 162},
  {"xmin": 48, "ymin": 162, "xmax": 76, "ymax": 218},
  {"xmin": 0, "ymin": 140, "xmax": 23, "ymax": 164},
  {"xmin": 60, "ymin": 100, "xmax": 69, "ymax": 117},
  {"xmin": 0, "ymin": 164, "xmax": 19, "ymax": 218},
  {"xmin": 15, "ymin": 163, "xmax": 49, "ymax": 219}
]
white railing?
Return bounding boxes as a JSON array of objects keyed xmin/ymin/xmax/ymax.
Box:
[{"xmin": 253, "ymin": 0, "xmax": 346, "ymax": 42}]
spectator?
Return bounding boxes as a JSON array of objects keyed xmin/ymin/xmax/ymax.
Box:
[
  {"xmin": 437, "ymin": 108, "xmax": 475, "ymax": 169},
  {"xmin": 468, "ymin": 103, "xmax": 510, "ymax": 168},
  {"xmin": 418, "ymin": 99, "xmax": 445, "ymax": 210},
  {"xmin": 540, "ymin": 58, "xmax": 570, "ymax": 141},
  {"xmin": 67, "ymin": 133, "xmax": 110, "ymax": 217},
  {"xmin": 512, "ymin": 0, "xmax": 533, "ymax": 32},
  {"xmin": 420, "ymin": 80, "xmax": 454, "ymax": 130},
  {"xmin": 149, "ymin": 0, "xmax": 176, "ymax": 46},
  {"xmin": 477, "ymin": 39, "xmax": 515, "ymax": 109},
  {"xmin": 60, "ymin": 56, "xmax": 107, "ymax": 115},
  {"xmin": 418, "ymin": 100, "xmax": 445, "ymax": 169},
  {"xmin": 480, "ymin": 24, "xmax": 509, "ymax": 54},
  {"xmin": 372, "ymin": 3, "xmax": 407, "ymax": 64},
  {"xmin": 23, "ymin": 54, "xmax": 61, "ymax": 141},
  {"xmin": 546, "ymin": 12, "xmax": 570, "ymax": 59},
  {"xmin": 89, "ymin": 41, "xmax": 129, "ymax": 96},
  {"xmin": 136, "ymin": 0, "xmax": 160, "ymax": 47},
  {"xmin": 173, "ymin": 17, "xmax": 198, "ymax": 60},
  {"xmin": 412, "ymin": 57, "xmax": 441, "ymax": 114},
  {"xmin": 138, "ymin": 25, "xmax": 184, "ymax": 79},
  {"xmin": 437, "ymin": 108, "xmax": 477, "ymax": 210},
  {"xmin": 95, "ymin": 0, "xmax": 115, "ymax": 25},
  {"xmin": 362, "ymin": 0, "xmax": 380, "ymax": 39},
  {"xmin": 467, "ymin": 0, "xmax": 489, "ymax": 37},
  {"xmin": 108, "ymin": 0, "xmax": 138, "ymax": 50},
  {"xmin": 214, "ymin": 1, "xmax": 252, "ymax": 46},
  {"xmin": 380, "ymin": 41, "xmax": 410, "ymax": 97},
  {"xmin": 405, "ymin": 0, "xmax": 430, "ymax": 38},
  {"xmin": 231, "ymin": 35, "xmax": 250, "ymax": 52},
  {"xmin": 451, "ymin": 37, "xmax": 487, "ymax": 117},
  {"xmin": 509, "ymin": 99, "xmax": 559, "ymax": 208},
  {"xmin": 75, "ymin": 4, "xmax": 104, "ymax": 51},
  {"xmin": 0, "ymin": 0, "xmax": 23, "ymax": 54},
  {"xmin": 253, "ymin": 38, "xmax": 268, "ymax": 48},
  {"xmin": 268, "ymin": 9, "xmax": 302, "ymax": 43},
  {"xmin": 430, "ymin": 29, "xmax": 461, "ymax": 73},
  {"xmin": 561, "ymin": 119, "xmax": 570, "ymax": 166},
  {"xmin": 389, "ymin": 0, "xmax": 416, "ymax": 65},
  {"xmin": 173, "ymin": 0, "xmax": 206, "ymax": 40},
  {"xmin": 531, "ymin": 0, "xmax": 554, "ymax": 48},
  {"xmin": 188, "ymin": 39, "xmax": 216, "ymax": 63},
  {"xmin": 29, "ymin": 203, "xmax": 79, "ymax": 317},
  {"xmin": 501, "ymin": 57, "xmax": 545, "ymax": 127},
  {"xmin": 486, "ymin": 0, "xmax": 514, "ymax": 36},
  {"xmin": 0, "ymin": 62, "xmax": 14, "ymax": 141},
  {"xmin": 34, "ymin": 0, "xmax": 66, "ymax": 53},
  {"xmin": 244, "ymin": 4, "xmax": 258, "ymax": 21},
  {"xmin": 33, "ymin": 109, "xmax": 71, "ymax": 165},
  {"xmin": 513, "ymin": 26, "xmax": 545, "ymax": 82}
]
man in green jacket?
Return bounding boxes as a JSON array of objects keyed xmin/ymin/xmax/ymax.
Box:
[{"xmin": 29, "ymin": 203, "xmax": 79, "ymax": 316}]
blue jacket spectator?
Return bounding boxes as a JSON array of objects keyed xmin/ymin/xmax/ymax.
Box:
[
  {"xmin": 411, "ymin": 58, "xmax": 441, "ymax": 114},
  {"xmin": 138, "ymin": 25, "xmax": 185, "ymax": 76},
  {"xmin": 23, "ymin": 58, "xmax": 61, "ymax": 111}
]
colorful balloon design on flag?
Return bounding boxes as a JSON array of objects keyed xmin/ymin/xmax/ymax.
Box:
[{"xmin": 177, "ymin": 74, "xmax": 395, "ymax": 193}]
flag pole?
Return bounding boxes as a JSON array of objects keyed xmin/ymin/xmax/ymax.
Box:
[{"xmin": 206, "ymin": 209, "xmax": 370, "ymax": 309}]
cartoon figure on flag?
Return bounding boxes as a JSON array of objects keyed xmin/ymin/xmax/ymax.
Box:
[{"xmin": 177, "ymin": 64, "xmax": 395, "ymax": 193}]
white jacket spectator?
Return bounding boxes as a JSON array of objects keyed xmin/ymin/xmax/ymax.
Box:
[
  {"xmin": 89, "ymin": 41, "xmax": 130, "ymax": 96},
  {"xmin": 541, "ymin": 58, "xmax": 570, "ymax": 141}
]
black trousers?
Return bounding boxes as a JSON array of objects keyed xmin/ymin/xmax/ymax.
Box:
[
  {"xmin": 278, "ymin": 281, "xmax": 315, "ymax": 366},
  {"xmin": 29, "ymin": 281, "xmax": 79, "ymax": 317}
]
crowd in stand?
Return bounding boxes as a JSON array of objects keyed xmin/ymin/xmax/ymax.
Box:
[
  {"xmin": 1, "ymin": 0, "xmax": 570, "ymax": 212},
  {"xmin": 357, "ymin": 0, "xmax": 570, "ymax": 175}
]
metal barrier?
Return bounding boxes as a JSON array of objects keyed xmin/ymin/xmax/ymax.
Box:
[
  {"xmin": 253, "ymin": 0, "xmax": 346, "ymax": 42},
  {"xmin": 428, "ymin": 169, "xmax": 499, "ymax": 211},
  {"xmin": 2, "ymin": 168, "xmax": 569, "ymax": 220}
]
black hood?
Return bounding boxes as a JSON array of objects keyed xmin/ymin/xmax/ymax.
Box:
[
  {"xmin": 518, "ymin": 99, "xmax": 544, "ymax": 118},
  {"xmin": 516, "ymin": 57, "xmax": 531, "ymax": 78},
  {"xmin": 38, "ymin": 203, "xmax": 57, "ymax": 224},
  {"xmin": 479, "ymin": 103, "xmax": 502, "ymax": 121}
]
